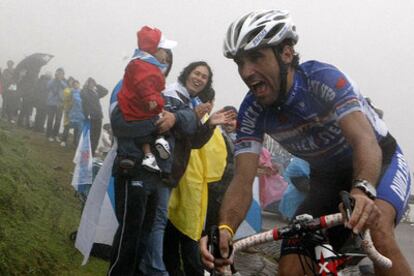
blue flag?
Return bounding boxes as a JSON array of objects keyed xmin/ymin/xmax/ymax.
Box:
[{"xmin": 234, "ymin": 178, "xmax": 262, "ymax": 239}]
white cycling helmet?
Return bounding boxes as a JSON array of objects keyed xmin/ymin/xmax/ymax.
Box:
[{"xmin": 223, "ymin": 10, "xmax": 298, "ymax": 58}]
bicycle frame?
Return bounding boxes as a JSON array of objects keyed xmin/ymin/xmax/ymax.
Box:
[
  {"xmin": 208, "ymin": 192, "xmax": 391, "ymax": 276},
  {"xmin": 314, "ymin": 242, "xmax": 353, "ymax": 276},
  {"xmin": 232, "ymin": 213, "xmax": 391, "ymax": 276}
]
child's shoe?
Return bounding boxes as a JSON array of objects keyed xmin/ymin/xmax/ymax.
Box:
[
  {"xmin": 142, "ymin": 154, "xmax": 160, "ymax": 172},
  {"xmin": 155, "ymin": 137, "xmax": 171, "ymax": 160}
]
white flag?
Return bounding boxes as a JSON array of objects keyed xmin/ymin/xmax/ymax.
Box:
[{"xmin": 71, "ymin": 120, "xmax": 93, "ymax": 188}]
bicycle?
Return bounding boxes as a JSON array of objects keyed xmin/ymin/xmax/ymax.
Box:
[{"xmin": 208, "ymin": 191, "xmax": 392, "ymax": 276}]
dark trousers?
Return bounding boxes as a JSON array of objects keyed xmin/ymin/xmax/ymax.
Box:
[
  {"xmin": 163, "ymin": 220, "xmax": 204, "ymax": 276},
  {"xmin": 17, "ymin": 98, "xmax": 33, "ymax": 128},
  {"xmin": 107, "ymin": 171, "xmax": 160, "ymax": 276},
  {"xmin": 1, "ymin": 93, "xmax": 7, "ymax": 118},
  {"xmin": 90, "ymin": 118, "xmax": 102, "ymax": 155},
  {"xmin": 34, "ymin": 107, "xmax": 47, "ymax": 132},
  {"xmin": 61, "ymin": 121, "xmax": 83, "ymax": 147},
  {"xmin": 46, "ymin": 105, "xmax": 63, "ymax": 138},
  {"xmin": 3, "ymin": 90, "xmax": 19, "ymax": 121}
]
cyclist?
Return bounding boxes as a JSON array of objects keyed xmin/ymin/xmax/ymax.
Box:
[{"xmin": 200, "ymin": 9, "xmax": 412, "ymax": 276}]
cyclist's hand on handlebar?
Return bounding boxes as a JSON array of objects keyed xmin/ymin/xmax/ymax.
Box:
[
  {"xmin": 199, "ymin": 230, "xmax": 233, "ymax": 271},
  {"xmin": 345, "ymin": 188, "xmax": 380, "ymax": 234},
  {"xmin": 218, "ymin": 228, "xmax": 233, "ymax": 259}
]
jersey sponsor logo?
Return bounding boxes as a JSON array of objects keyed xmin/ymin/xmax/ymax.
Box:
[
  {"xmin": 239, "ymin": 102, "xmax": 262, "ymax": 135},
  {"xmin": 390, "ymin": 153, "xmax": 410, "ymax": 202},
  {"xmin": 273, "ymin": 119, "xmax": 340, "ymax": 146},
  {"xmin": 271, "ymin": 128, "xmax": 300, "ymax": 141},
  {"xmin": 274, "ymin": 124, "xmax": 347, "ymax": 159},
  {"xmin": 316, "ymin": 125, "xmax": 342, "ymax": 145},
  {"xmin": 310, "ymin": 80, "xmax": 336, "ymax": 102},
  {"xmin": 285, "ymin": 136, "xmax": 319, "ymax": 152}
]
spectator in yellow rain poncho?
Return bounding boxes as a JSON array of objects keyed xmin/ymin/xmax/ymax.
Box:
[{"xmin": 164, "ymin": 103, "xmax": 230, "ymax": 276}]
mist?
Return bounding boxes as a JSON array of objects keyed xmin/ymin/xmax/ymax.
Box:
[{"xmin": 1, "ymin": 0, "xmax": 414, "ymax": 172}]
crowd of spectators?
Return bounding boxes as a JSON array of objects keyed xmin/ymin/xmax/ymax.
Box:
[{"xmin": 0, "ymin": 60, "xmax": 110, "ymax": 157}]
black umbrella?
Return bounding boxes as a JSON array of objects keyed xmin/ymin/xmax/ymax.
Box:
[
  {"xmin": 14, "ymin": 53, "xmax": 54, "ymax": 83},
  {"xmin": 14, "ymin": 53, "xmax": 54, "ymax": 94}
]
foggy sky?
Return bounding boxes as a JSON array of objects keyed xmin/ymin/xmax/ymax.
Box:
[{"xmin": 1, "ymin": 0, "xmax": 414, "ymax": 172}]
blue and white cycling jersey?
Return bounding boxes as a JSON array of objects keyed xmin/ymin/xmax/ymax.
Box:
[{"xmin": 235, "ymin": 60, "xmax": 388, "ymax": 170}]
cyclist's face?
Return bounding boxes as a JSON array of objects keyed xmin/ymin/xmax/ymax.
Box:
[
  {"xmin": 234, "ymin": 48, "xmax": 280, "ymax": 106},
  {"xmin": 185, "ymin": 65, "xmax": 210, "ymax": 96}
]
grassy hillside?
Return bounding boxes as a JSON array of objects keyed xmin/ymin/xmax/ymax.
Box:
[{"xmin": 0, "ymin": 121, "xmax": 107, "ymax": 275}]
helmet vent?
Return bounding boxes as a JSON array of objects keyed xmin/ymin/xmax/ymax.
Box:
[
  {"xmin": 266, "ymin": 23, "xmax": 284, "ymax": 39},
  {"xmin": 247, "ymin": 28, "xmax": 263, "ymax": 43}
]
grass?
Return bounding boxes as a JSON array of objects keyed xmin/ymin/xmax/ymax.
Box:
[{"xmin": 0, "ymin": 120, "xmax": 107, "ymax": 275}]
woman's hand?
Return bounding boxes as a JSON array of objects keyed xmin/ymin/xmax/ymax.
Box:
[{"xmin": 156, "ymin": 110, "xmax": 176, "ymax": 133}]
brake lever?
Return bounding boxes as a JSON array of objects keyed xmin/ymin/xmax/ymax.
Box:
[
  {"xmin": 208, "ymin": 225, "xmax": 222, "ymax": 259},
  {"xmin": 340, "ymin": 190, "xmax": 355, "ymax": 221},
  {"xmin": 339, "ymin": 191, "xmax": 364, "ymax": 239}
]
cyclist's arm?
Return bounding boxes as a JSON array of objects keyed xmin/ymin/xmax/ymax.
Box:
[
  {"xmin": 200, "ymin": 152, "xmax": 259, "ymax": 269},
  {"xmin": 339, "ymin": 110, "xmax": 381, "ymax": 186},
  {"xmin": 219, "ymin": 152, "xmax": 260, "ymax": 237},
  {"xmin": 338, "ymin": 110, "xmax": 382, "ymax": 232}
]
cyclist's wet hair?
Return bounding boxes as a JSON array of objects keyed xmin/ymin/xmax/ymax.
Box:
[
  {"xmin": 274, "ymin": 39, "xmax": 300, "ymax": 68},
  {"xmin": 178, "ymin": 61, "xmax": 213, "ymax": 94}
]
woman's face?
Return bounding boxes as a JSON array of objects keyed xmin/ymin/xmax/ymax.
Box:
[{"xmin": 185, "ymin": 65, "xmax": 209, "ymax": 96}]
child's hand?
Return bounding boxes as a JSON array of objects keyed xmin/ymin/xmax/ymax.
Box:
[{"xmin": 148, "ymin": 101, "xmax": 158, "ymax": 111}]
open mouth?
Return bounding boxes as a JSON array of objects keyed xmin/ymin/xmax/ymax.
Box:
[
  {"xmin": 192, "ymin": 80, "xmax": 202, "ymax": 88},
  {"xmin": 250, "ymin": 81, "xmax": 267, "ymax": 96}
]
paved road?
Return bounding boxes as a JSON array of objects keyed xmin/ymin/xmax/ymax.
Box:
[{"xmin": 395, "ymin": 212, "xmax": 414, "ymax": 270}]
